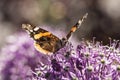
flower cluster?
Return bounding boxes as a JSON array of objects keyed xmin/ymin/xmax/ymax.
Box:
[{"xmin": 0, "ymin": 33, "xmax": 120, "ymax": 80}]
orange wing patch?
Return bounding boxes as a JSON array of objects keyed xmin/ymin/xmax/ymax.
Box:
[
  {"xmin": 34, "ymin": 32, "xmax": 51, "ymax": 40},
  {"xmin": 71, "ymin": 26, "xmax": 77, "ymax": 32}
]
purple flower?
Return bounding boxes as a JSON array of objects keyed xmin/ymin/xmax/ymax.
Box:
[
  {"xmin": 0, "ymin": 33, "xmax": 120, "ymax": 80},
  {"xmin": 0, "ymin": 33, "xmax": 50, "ymax": 80}
]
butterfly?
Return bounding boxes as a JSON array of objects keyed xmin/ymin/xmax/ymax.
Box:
[{"xmin": 22, "ymin": 13, "xmax": 88, "ymax": 55}]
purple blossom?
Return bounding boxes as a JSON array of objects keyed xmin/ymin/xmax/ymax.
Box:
[{"xmin": 0, "ymin": 33, "xmax": 120, "ymax": 80}]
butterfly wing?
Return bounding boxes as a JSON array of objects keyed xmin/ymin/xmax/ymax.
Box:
[
  {"xmin": 66, "ymin": 13, "xmax": 88, "ymax": 40},
  {"xmin": 22, "ymin": 24, "xmax": 63, "ymax": 54},
  {"xmin": 34, "ymin": 32, "xmax": 63, "ymax": 54}
]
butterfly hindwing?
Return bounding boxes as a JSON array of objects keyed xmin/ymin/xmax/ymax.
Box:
[{"xmin": 34, "ymin": 31, "xmax": 63, "ymax": 54}]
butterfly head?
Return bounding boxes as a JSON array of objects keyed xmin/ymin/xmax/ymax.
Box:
[
  {"xmin": 22, "ymin": 24, "xmax": 35, "ymax": 33},
  {"xmin": 22, "ymin": 24, "xmax": 38, "ymax": 38}
]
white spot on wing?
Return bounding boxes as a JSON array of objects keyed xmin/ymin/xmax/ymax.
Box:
[
  {"xmin": 34, "ymin": 27, "xmax": 39, "ymax": 31},
  {"xmin": 78, "ymin": 19, "xmax": 82, "ymax": 25},
  {"xmin": 78, "ymin": 13, "xmax": 88, "ymax": 28},
  {"xmin": 30, "ymin": 30, "xmax": 33, "ymax": 32}
]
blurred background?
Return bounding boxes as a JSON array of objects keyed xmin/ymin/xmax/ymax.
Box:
[{"xmin": 0, "ymin": 0, "xmax": 120, "ymax": 48}]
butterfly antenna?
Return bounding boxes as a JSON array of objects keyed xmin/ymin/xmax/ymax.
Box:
[{"xmin": 66, "ymin": 13, "xmax": 88, "ymax": 40}]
